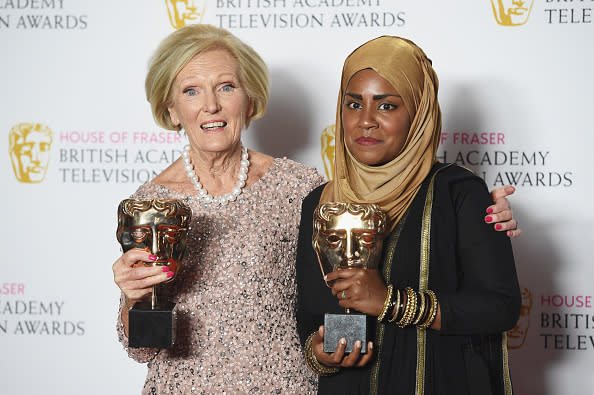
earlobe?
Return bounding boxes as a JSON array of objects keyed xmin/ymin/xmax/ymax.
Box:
[
  {"xmin": 168, "ymin": 106, "xmax": 180, "ymax": 126},
  {"xmin": 247, "ymin": 98, "xmax": 255, "ymax": 118}
]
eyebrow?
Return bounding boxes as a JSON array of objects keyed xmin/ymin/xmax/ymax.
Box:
[{"xmin": 345, "ymin": 93, "xmax": 401, "ymax": 100}]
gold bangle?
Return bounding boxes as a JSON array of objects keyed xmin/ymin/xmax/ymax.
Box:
[
  {"xmin": 388, "ymin": 288, "xmax": 401, "ymax": 323},
  {"xmin": 397, "ymin": 287, "xmax": 417, "ymax": 328},
  {"xmin": 305, "ymin": 332, "xmax": 340, "ymax": 376},
  {"xmin": 412, "ymin": 290, "xmax": 426, "ymax": 325},
  {"xmin": 419, "ymin": 290, "xmax": 438, "ymax": 329},
  {"xmin": 377, "ymin": 284, "xmax": 393, "ymax": 322}
]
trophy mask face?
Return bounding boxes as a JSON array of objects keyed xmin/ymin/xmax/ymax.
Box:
[
  {"xmin": 491, "ymin": 0, "xmax": 534, "ymax": 26},
  {"xmin": 117, "ymin": 199, "xmax": 191, "ymax": 280},
  {"xmin": 313, "ymin": 203, "xmax": 386, "ymax": 282},
  {"xmin": 9, "ymin": 123, "xmax": 53, "ymax": 183},
  {"xmin": 165, "ymin": 0, "xmax": 206, "ymax": 29}
]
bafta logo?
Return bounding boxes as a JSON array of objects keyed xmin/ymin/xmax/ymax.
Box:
[
  {"xmin": 321, "ymin": 124, "xmax": 335, "ymax": 180},
  {"xmin": 8, "ymin": 123, "xmax": 53, "ymax": 183},
  {"xmin": 507, "ymin": 286, "xmax": 532, "ymax": 349},
  {"xmin": 491, "ymin": 0, "xmax": 534, "ymax": 26},
  {"xmin": 165, "ymin": 0, "xmax": 206, "ymax": 29}
]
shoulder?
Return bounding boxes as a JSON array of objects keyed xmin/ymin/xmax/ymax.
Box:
[
  {"xmin": 434, "ymin": 163, "xmax": 492, "ymax": 209},
  {"xmin": 435, "ymin": 163, "xmax": 482, "ymax": 183},
  {"xmin": 131, "ymin": 181, "xmax": 156, "ymax": 198},
  {"xmin": 273, "ymin": 157, "xmax": 326, "ymax": 190},
  {"xmin": 434, "ymin": 163, "xmax": 487, "ymax": 191},
  {"xmin": 303, "ymin": 183, "xmax": 327, "ymax": 206}
]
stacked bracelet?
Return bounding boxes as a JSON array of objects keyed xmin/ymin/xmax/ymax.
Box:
[
  {"xmin": 382, "ymin": 287, "xmax": 439, "ymax": 329},
  {"xmin": 305, "ymin": 332, "xmax": 340, "ymax": 376},
  {"xmin": 418, "ymin": 289, "xmax": 438, "ymax": 329},
  {"xmin": 377, "ymin": 284, "xmax": 394, "ymax": 322},
  {"xmin": 396, "ymin": 287, "xmax": 417, "ymax": 328},
  {"xmin": 412, "ymin": 290, "xmax": 426, "ymax": 325},
  {"xmin": 388, "ymin": 288, "xmax": 402, "ymax": 323}
]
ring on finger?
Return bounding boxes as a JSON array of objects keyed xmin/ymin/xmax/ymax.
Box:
[{"xmin": 341, "ymin": 290, "xmax": 346, "ymax": 300}]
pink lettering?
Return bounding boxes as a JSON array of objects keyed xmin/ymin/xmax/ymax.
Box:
[
  {"xmin": 59, "ymin": 131, "xmax": 105, "ymax": 144},
  {"xmin": 451, "ymin": 132, "xmax": 505, "ymax": 145},
  {"xmin": 541, "ymin": 294, "xmax": 593, "ymax": 308},
  {"xmin": 1, "ymin": 283, "xmax": 25, "ymax": 295}
]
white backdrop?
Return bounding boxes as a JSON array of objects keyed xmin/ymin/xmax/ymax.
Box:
[{"xmin": 1, "ymin": 1, "xmax": 593, "ymax": 394}]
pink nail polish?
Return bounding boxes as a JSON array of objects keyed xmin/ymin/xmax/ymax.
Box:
[
  {"xmin": 166, "ymin": 271, "xmax": 174, "ymax": 278},
  {"xmin": 485, "ymin": 216, "xmax": 493, "ymax": 223},
  {"xmin": 162, "ymin": 267, "xmax": 170, "ymax": 272},
  {"xmin": 486, "ymin": 207, "xmax": 493, "ymax": 214},
  {"xmin": 495, "ymin": 224, "xmax": 502, "ymax": 230},
  {"xmin": 148, "ymin": 255, "xmax": 157, "ymax": 260}
]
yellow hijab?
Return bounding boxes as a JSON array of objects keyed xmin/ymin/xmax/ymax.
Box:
[{"xmin": 320, "ymin": 36, "xmax": 442, "ymax": 231}]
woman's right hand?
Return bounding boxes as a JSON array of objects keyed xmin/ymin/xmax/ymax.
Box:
[
  {"xmin": 112, "ymin": 249, "xmax": 173, "ymax": 304},
  {"xmin": 311, "ymin": 325, "xmax": 374, "ymax": 369}
]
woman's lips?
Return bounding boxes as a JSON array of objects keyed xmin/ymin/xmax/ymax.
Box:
[
  {"xmin": 200, "ymin": 120, "xmax": 227, "ymax": 132},
  {"xmin": 355, "ymin": 136, "xmax": 381, "ymax": 145}
]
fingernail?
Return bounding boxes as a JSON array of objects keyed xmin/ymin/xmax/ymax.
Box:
[
  {"xmin": 368, "ymin": 342, "xmax": 373, "ymax": 350},
  {"xmin": 166, "ymin": 271, "xmax": 174, "ymax": 278},
  {"xmin": 148, "ymin": 255, "xmax": 157, "ymax": 260},
  {"xmin": 355, "ymin": 340, "xmax": 361, "ymax": 348},
  {"xmin": 340, "ymin": 338, "xmax": 346, "ymax": 345},
  {"xmin": 485, "ymin": 216, "xmax": 493, "ymax": 223},
  {"xmin": 161, "ymin": 266, "xmax": 170, "ymax": 272},
  {"xmin": 486, "ymin": 207, "xmax": 493, "ymax": 214},
  {"xmin": 323, "ymin": 275, "xmax": 328, "ymax": 280},
  {"xmin": 495, "ymin": 224, "xmax": 502, "ymax": 230}
]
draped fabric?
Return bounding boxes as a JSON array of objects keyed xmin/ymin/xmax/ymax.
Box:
[{"xmin": 320, "ymin": 36, "xmax": 442, "ymax": 231}]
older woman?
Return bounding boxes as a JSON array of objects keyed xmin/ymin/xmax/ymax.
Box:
[
  {"xmin": 113, "ymin": 24, "xmax": 323, "ymax": 393},
  {"xmin": 296, "ymin": 36, "xmax": 521, "ymax": 394},
  {"xmin": 113, "ymin": 25, "xmax": 520, "ymax": 393}
]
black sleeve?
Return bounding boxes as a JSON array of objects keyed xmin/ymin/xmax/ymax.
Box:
[
  {"xmin": 437, "ymin": 170, "xmax": 521, "ymax": 335},
  {"xmin": 295, "ymin": 184, "xmax": 335, "ymax": 347}
]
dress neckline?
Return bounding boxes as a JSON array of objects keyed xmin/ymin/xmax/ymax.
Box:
[{"xmin": 145, "ymin": 157, "xmax": 282, "ymax": 200}]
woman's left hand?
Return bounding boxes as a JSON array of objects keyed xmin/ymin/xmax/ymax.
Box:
[
  {"xmin": 325, "ymin": 268, "xmax": 387, "ymax": 316},
  {"xmin": 487, "ymin": 185, "xmax": 522, "ymax": 238}
]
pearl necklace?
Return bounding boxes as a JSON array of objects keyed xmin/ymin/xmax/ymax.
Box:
[{"xmin": 182, "ymin": 144, "xmax": 249, "ymax": 206}]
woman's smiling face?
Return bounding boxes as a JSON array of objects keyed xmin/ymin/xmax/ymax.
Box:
[
  {"xmin": 167, "ymin": 48, "xmax": 253, "ymax": 154},
  {"xmin": 342, "ymin": 69, "xmax": 411, "ymax": 166}
]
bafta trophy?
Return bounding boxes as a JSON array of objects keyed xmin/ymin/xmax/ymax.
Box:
[
  {"xmin": 116, "ymin": 198, "xmax": 192, "ymax": 348},
  {"xmin": 312, "ymin": 202, "xmax": 387, "ymax": 353}
]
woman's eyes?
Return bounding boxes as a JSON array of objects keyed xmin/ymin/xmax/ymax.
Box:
[
  {"xmin": 220, "ymin": 83, "xmax": 235, "ymax": 92},
  {"xmin": 345, "ymin": 102, "xmax": 396, "ymax": 111},
  {"xmin": 346, "ymin": 101, "xmax": 362, "ymax": 109},
  {"xmin": 378, "ymin": 103, "xmax": 396, "ymax": 111},
  {"xmin": 183, "ymin": 88, "xmax": 197, "ymax": 96},
  {"xmin": 182, "ymin": 84, "xmax": 235, "ymax": 96}
]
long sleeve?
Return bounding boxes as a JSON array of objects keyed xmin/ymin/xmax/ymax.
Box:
[
  {"xmin": 435, "ymin": 170, "xmax": 521, "ymax": 335},
  {"xmin": 295, "ymin": 184, "xmax": 328, "ymax": 347}
]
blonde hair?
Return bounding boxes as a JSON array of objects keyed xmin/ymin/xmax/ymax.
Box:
[{"xmin": 145, "ymin": 24, "xmax": 269, "ymax": 131}]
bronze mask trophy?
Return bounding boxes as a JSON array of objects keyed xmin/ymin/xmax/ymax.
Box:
[
  {"xmin": 313, "ymin": 202, "xmax": 387, "ymax": 353},
  {"xmin": 116, "ymin": 199, "xmax": 192, "ymax": 348}
]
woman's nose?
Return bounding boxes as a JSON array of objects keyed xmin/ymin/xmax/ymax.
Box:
[
  {"xmin": 359, "ymin": 108, "xmax": 377, "ymax": 129},
  {"xmin": 202, "ymin": 90, "xmax": 221, "ymax": 113}
]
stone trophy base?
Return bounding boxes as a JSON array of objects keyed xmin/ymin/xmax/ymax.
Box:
[
  {"xmin": 323, "ymin": 312, "xmax": 367, "ymax": 354},
  {"xmin": 128, "ymin": 301, "xmax": 176, "ymax": 348}
]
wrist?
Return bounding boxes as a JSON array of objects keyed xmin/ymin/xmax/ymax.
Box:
[{"xmin": 305, "ymin": 332, "xmax": 340, "ymax": 376}]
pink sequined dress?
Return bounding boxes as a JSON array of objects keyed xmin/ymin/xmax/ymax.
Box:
[{"xmin": 117, "ymin": 158, "xmax": 325, "ymax": 394}]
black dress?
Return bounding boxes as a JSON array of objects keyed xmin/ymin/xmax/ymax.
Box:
[{"xmin": 296, "ymin": 163, "xmax": 521, "ymax": 395}]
